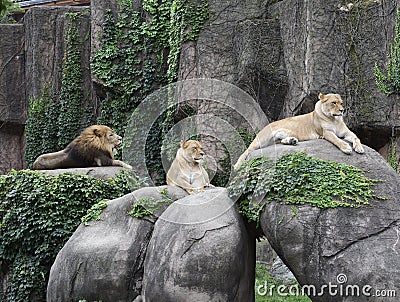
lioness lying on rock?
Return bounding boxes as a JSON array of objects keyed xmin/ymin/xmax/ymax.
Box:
[
  {"xmin": 166, "ymin": 140, "xmax": 212, "ymax": 194},
  {"xmin": 234, "ymin": 93, "xmax": 364, "ymax": 169}
]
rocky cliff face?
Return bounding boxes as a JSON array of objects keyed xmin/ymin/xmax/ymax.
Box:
[
  {"xmin": 0, "ymin": 0, "xmax": 399, "ymax": 173},
  {"xmin": 179, "ymin": 0, "xmax": 399, "ymax": 150},
  {"xmin": 0, "ymin": 24, "xmax": 25, "ymax": 174}
]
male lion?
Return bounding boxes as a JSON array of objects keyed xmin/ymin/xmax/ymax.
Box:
[
  {"xmin": 32, "ymin": 125, "xmax": 132, "ymax": 170},
  {"xmin": 234, "ymin": 93, "xmax": 364, "ymax": 169},
  {"xmin": 166, "ymin": 140, "xmax": 212, "ymax": 194}
]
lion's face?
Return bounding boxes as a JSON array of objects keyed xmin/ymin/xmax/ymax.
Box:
[
  {"xmin": 319, "ymin": 93, "xmax": 345, "ymax": 117},
  {"xmin": 181, "ymin": 140, "xmax": 205, "ymax": 163},
  {"xmin": 85, "ymin": 125, "xmax": 122, "ymax": 156}
]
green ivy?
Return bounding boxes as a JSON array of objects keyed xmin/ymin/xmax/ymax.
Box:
[
  {"xmin": 387, "ymin": 137, "xmax": 399, "ymax": 172},
  {"xmin": 81, "ymin": 199, "xmax": 109, "ymax": 226},
  {"xmin": 128, "ymin": 187, "xmax": 173, "ymax": 218},
  {"xmin": 0, "ymin": 169, "xmax": 145, "ymax": 301},
  {"xmin": 228, "ymin": 152, "xmax": 383, "ymax": 226},
  {"xmin": 56, "ymin": 12, "xmax": 85, "ymax": 149},
  {"xmin": 25, "ymin": 11, "xmax": 92, "ymax": 167},
  {"xmin": 91, "ymin": 0, "xmax": 209, "ymax": 179},
  {"xmin": 375, "ymin": 9, "xmax": 400, "ymax": 96}
]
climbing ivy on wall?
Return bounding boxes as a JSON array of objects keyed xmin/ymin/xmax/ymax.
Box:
[
  {"xmin": 91, "ymin": 0, "xmax": 209, "ymax": 182},
  {"xmin": 0, "ymin": 169, "xmax": 146, "ymax": 301},
  {"xmin": 375, "ymin": 9, "xmax": 400, "ymax": 96},
  {"xmin": 25, "ymin": 11, "xmax": 93, "ymax": 167},
  {"xmin": 56, "ymin": 12, "xmax": 85, "ymax": 149}
]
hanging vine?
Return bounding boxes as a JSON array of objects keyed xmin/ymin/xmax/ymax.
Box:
[
  {"xmin": 91, "ymin": 0, "xmax": 209, "ymax": 182},
  {"xmin": 25, "ymin": 11, "xmax": 91, "ymax": 166},
  {"xmin": 374, "ymin": 9, "xmax": 400, "ymax": 96}
]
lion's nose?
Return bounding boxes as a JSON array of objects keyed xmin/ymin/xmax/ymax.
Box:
[
  {"xmin": 200, "ymin": 151, "xmax": 205, "ymax": 156},
  {"xmin": 339, "ymin": 108, "xmax": 344, "ymax": 112}
]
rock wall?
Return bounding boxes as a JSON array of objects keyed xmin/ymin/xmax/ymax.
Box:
[
  {"xmin": 1, "ymin": 0, "xmax": 400, "ymax": 169},
  {"xmin": 272, "ymin": 0, "xmax": 399, "ymax": 150},
  {"xmin": 0, "ymin": 6, "xmax": 91, "ymax": 174},
  {"xmin": 178, "ymin": 0, "xmax": 400, "ymax": 152},
  {"xmin": 0, "ymin": 24, "xmax": 25, "ymax": 174}
]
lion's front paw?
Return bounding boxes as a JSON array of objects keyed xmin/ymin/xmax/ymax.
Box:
[
  {"xmin": 340, "ymin": 143, "xmax": 353, "ymax": 154},
  {"xmin": 281, "ymin": 137, "xmax": 298, "ymax": 145},
  {"xmin": 353, "ymin": 142, "xmax": 365, "ymax": 154}
]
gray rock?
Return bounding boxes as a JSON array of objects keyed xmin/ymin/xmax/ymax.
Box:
[
  {"xmin": 255, "ymin": 139, "xmax": 400, "ymax": 302},
  {"xmin": 0, "ymin": 24, "xmax": 25, "ymax": 125},
  {"xmin": 0, "ymin": 24, "xmax": 25, "ymax": 173},
  {"xmin": 46, "ymin": 186, "xmax": 187, "ymax": 302},
  {"xmin": 271, "ymin": 0, "xmax": 399, "ymax": 149},
  {"xmin": 24, "ymin": 6, "xmax": 91, "ymax": 101},
  {"xmin": 256, "ymin": 239, "xmax": 275, "ymax": 266},
  {"xmin": 270, "ymin": 256, "xmax": 296, "ymax": 284},
  {"xmin": 35, "ymin": 166, "xmax": 127, "ymax": 180},
  {"xmin": 142, "ymin": 187, "xmax": 256, "ymax": 302}
]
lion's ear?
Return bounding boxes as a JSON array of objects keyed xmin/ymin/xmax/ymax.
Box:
[
  {"xmin": 319, "ymin": 93, "xmax": 328, "ymax": 103},
  {"xmin": 93, "ymin": 127, "xmax": 101, "ymax": 137},
  {"xmin": 180, "ymin": 140, "xmax": 187, "ymax": 148}
]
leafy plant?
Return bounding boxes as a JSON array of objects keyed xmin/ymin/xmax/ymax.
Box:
[
  {"xmin": 0, "ymin": 0, "xmax": 21, "ymax": 23},
  {"xmin": 56, "ymin": 12, "xmax": 85, "ymax": 149},
  {"xmin": 374, "ymin": 9, "xmax": 400, "ymax": 96},
  {"xmin": 228, "ymin": 152, "xmax": 383, "ymax": 226},
  {"xmin": 81, "ymin": 199, "xmax": 108, "ymax": 226},
  {"xmin": 255, "ymin": 263, "xmax": 312, "ymax": 302},
  {"xmin": 0, "ymin": 169, "xmax": 145, "ymax": 301},
  {"xmin": 92, "ymin": 0, "xmax": 209, "ymax": 180},
  {"xmin": 25, "ymin": 11, "xmax": 92, "ymax": 167},
  {"xmin": 128, "ymin": 188, "xmax": 173, "ymax": 218}
]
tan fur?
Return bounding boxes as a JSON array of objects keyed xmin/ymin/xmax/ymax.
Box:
[
  {"xmin": 166, "ymin": 140, "xmax": 211, "ymax": 194},
  {"xmin": 32, "ymin": 125, "xmax": 132, "ymax": 170},
  {"xmin": 234, "ymin": 93, "xmax": 364, "ymax": 169}
]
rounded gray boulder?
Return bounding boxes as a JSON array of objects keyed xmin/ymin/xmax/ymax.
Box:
[
  {"xmin": 47, "ymin": 186, "xmax": 187, "ymax": 302},
  {"xmin": 256, "ymin": 140, "xmax": 400, "ymax": 302},
  {"xmin": 142, "ymin": 187, "xmax": 256, "ymax": 302}
]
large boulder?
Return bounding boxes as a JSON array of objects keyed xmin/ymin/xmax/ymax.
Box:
[
  {"xmin": 47, "ymin": 186, "xmax": 187, "ymax": 302},
  {"xmin": 255, "ymin": 140, "xmax": 400, "ymax": 302},
  {"xmin": 142, "ymin": 187, "xmax": 256, "ymax": 302}
]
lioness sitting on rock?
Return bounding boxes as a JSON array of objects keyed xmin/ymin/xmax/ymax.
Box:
[
  {"xmin": 166, "ymin": 140, "xmax": 212, "ymax": 194},
  {"xmin": 33, "ymin": 125, "xmax": 132, "ymax": 170},
  {"xmin": 234, "ymin": 93, "xmax": 364, "ymax": 169}
]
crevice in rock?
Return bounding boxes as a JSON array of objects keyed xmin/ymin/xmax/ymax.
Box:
[
  {"xmin": 323, "ymin": 220, "xmax": 400, "ymax": 258},
  {"xmin": 181, "ymin": 223, "xmax": 233, "ymax": 257}
]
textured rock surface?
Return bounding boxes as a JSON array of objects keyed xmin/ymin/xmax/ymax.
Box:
[
  {"xmin": 24, "ymin": 6, "xmax": 91, "ymax": 100},
  {"xmin": 47, "ymin": 186, "xmax": 187, "ymax": 302},
  {"xmin": 271, "ymin": 0, "xmax": 399, "ymax": 149},
  {"xmin": 179, "ymin": 0, "xmax": 399, "ymax": 152},
  {"xmin": 0, "ymin": 24, "xmax": 25, "ymax": 173},
  {"xmin": 142, "ymin": 187, "xmax": 256, "ymax": 302},
  {"xmin": 254, "ymin": 140, "xmax": 400, "ymax": 302},
  {"xmin": 179, "ymin": 0, "xmax": 287, "ymax": 123},
  {"xmin": 270, "ymin": 257, "xmax": 296, "ymax": 284}
]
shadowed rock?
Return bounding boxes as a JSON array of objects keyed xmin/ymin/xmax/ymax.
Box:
[
  {"xmin": 252, "ymin": 140, "xmax": 400, "ymax": 302},
  {"xmin": 142, "ymin": 187, "xmax": 256, "ymax": 302},
  {"xmin": 46, "ymin": 186, "xmax": 187, "ymax": 302}
]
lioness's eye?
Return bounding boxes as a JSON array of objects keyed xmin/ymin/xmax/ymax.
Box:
[{"xmin": 332, "ymin": 102, "xmax": 337, "ymax": 105}]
